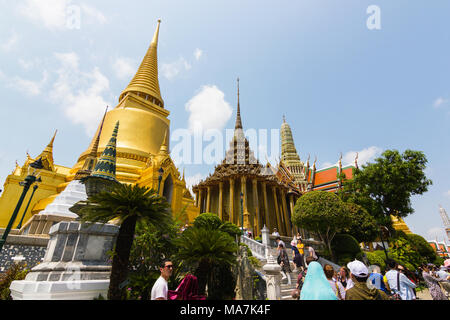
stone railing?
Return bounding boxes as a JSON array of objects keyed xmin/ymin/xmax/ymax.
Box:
[{"xmin": 240, "ymin": 235, "xmax": 267, "ymax": 260}]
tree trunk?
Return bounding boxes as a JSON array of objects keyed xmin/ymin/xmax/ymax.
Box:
[
  {"xmin": 195, "ymin": 260, "xmax": 210, "ymax": 296},
  {"xmin": 108, "ymin": 215, "xmax": 138, "ymax": 300}
]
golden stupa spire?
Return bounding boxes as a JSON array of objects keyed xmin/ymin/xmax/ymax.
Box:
[{"xmin": 119, "ymin": 19, "xmax": 164, "ymax": 107}]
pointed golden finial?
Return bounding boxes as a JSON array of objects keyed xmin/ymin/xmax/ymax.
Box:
[
  {"xmin": 158, "ymin": 129, "xmax": 169, "ymax": 154},
  {"xmin": 119, "ymin": 20, "xmax": 164, "ymax": 107},
  {"xmin": 313, "ymin": 156, "xmax": 317, "ymax": 170},
  {"xmin": 43, "ymin": 129, "xmax": 58, "ymax": 153}
]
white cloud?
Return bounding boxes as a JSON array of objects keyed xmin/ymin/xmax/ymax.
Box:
[
  {"xmin": 1, "ymin": 31, "xmax": 19, "ymax": 51},
  {"xmin": 10, "ymin": 71, "xmax": 49, "ymax": 96},
  {"xmin": 185, "ymin": 85, "xmax": 233, "ymax": 133},
  {"xmin": 80, "ymin": 4, "xmax": 107, "ymax": 24},
  {"xmin": 161, "ymin": 57, "xmax": 192, "ymax": 80},
  {"xmin": 51, "ymin": 52, "xmax": 112, "ymax": 135},
  {"xmin": 433, "ymin": 97, "xmax": 448, "ymax": 108},
  {"xmin": 18, "ymin": 0, "xmax": 68, "ymax": 30},
  {"xmin": 444, "ymin": 190, "xmax": 450, "ymax": 198},
  {"xmin": 426, "ymin": 227, "xmax": 445, "ymax": 241},
  {"xmin": 194, "ymin": 48, "xmax": 203, "ymax": 61},
  {"xmin": 320, "ymin": 146, "xmax": 383, "ymax": 169},
  {"xmin": 17, "ymin": 0, "xmax": 107, "ymax": 30},
  {"xmin": 343, "ymin": 146, "xmax": 383, "ymax": 167},
  {"xmin": 113, "ymin": 57, "xmax": 136, "ymax": 80},
  {"xmin": 184, "ymin": 173, "xmax": 207, "ymax": 192}
]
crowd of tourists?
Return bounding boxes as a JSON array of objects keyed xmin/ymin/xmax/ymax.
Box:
[
  {"xmin": 149, "ymin": 230, "xmax": 450, "ymax": 300},
  {"xmin": 281, "ymin": 233, "xmax": 450, "ymax": 300}
]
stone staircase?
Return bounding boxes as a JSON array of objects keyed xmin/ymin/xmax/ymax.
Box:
[
  {"xmin": 253, "ymin": 246, "xmax": 341, "ymax": 300},
  {"xmin": 256, "ymin": 247, "xmax": 299, "ymax": 300}
]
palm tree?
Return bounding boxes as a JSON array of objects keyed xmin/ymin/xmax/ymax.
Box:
[
  {"xmin": 174, "ymin": 227, "xmax": 238, "ymax": 296},
  {"xmin": 78, "ymin": 183, "xmax": 171, "ymax": 300}
]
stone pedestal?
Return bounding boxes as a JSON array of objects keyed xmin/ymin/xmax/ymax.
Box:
[
  {"xmin": 10, "ymin": 221, "xmax": 119, "ymax": 300},
  {"xmin": 262, "ymin": 255, "xmax": 282, "ymax": 300},
  {"xmin": 261, "ymin": 225, "xmax": 270, "ymax": 259}
]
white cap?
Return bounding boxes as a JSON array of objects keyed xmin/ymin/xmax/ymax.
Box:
[{"xmin": 347, "ymin": 260, "xmax": 369, "ymax": 277}]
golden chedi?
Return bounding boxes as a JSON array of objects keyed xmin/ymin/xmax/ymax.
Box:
[{"xmin": 0, "ymin": 20, "xmax": 198, "ymax": 229}]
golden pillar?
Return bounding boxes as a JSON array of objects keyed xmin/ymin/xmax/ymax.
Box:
[
  {"xmin": 229, "ymin": 178, "xmax": 235, "ymax": 224},
  {"xmin": 218, "ymin": 181, "xmax": 223, "ymax": 220},
  {"xmin": 206, "ymin": 186, "xmax": 211, "ymax": 212},
  {"xmin": 199, "ymin": 188, "xmax": 204, "ymax": 213},
  {"xmin": 195, "ymin": 190, "xmax": 199, "ymax": 207},
  {"xmin": 252, "ymin": 179, "xmax": 261, "ymax": 236},
  {"xmin": 272, "ymin": 186, "xmax": 283, "ymax": 235},
  {"xmin": 281, "ymin": 189, "xmax": 291, "ymax": 236},
  {"xmin": 262, "ymin": 182, "xmax": 271, "ymax": 231},
  {"xmin": 241, "ymin": 176, "xmax": 250, "ymax": 229}
]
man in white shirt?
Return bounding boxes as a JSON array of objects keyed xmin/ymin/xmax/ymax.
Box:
[
  {"xmin": 385, "ymin": 260, "xmax": 416, "ymax": 300},
  {"xmin": 151, "ymin": 260, "xmax": 173, "ymax": 300}
]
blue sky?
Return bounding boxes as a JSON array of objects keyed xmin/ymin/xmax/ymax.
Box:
[{"xmin": 0, "ymin": 0, "xmax": 449, "ymax": 241}]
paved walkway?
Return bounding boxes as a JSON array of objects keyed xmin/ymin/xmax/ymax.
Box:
[{"xmin": 415, "ymin": 288, "xmax": 432, "ymax": 300}]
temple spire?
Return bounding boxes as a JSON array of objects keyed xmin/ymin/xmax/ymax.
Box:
[
  {"xmin": 74, "ymin": 106, "xmax": 109, "ymax": 180},
  {"xmin": 119, "ymin": 20, "xmax": 164, "ymax": 107},
  {"xmin": 90, "ymin": 121, "xmax": 119, "ymax": 181},
  {"xmin": 37, "ymin": 130, "xmax": 57, "ymax": 171},
  {"xmin": 235, "ymin": 77, "xmax": 243, "ymax": 130}
]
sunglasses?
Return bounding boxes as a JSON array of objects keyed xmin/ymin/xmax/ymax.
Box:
[{"xmin": 164, "ymin": 265, "xmax": 174, "ymax": 269}]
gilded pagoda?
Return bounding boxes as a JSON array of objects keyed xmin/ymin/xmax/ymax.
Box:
[{"xmin": 0, "ymin": 20, "xmax": 198, "ymax": 229}]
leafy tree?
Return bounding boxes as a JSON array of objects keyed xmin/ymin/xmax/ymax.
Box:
[
  {"xmin": 343, "ymin": 202, "xmax": 379, "ymax": 243},
  {"xmin": 293, "ymin": 191, "xmax": 352, "ymax": 262},
  {"xmin": 388, "ymin": 236, "xmax": 422, "ymax": 271},
  {"xmin": 340, "ymin": 150, "xmax": 432, "ymax": 229},
  {"xmin": 78, "ymin": 183, "xmax": 171, "ymax": 300},
  {"xmin": 127, "ymin": 219, "xmax": 180, "ymax": 300}
]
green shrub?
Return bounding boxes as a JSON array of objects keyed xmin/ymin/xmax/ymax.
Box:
[
  {"xmin": 406, "ymin": 234, "xmax": 440, "ymax": 264},
  {"xmin": 365, "ymin": 251, "xmax": 386, "ymax": 271},
  {"xmin": 0, "ymin": 263, "xmax": 29, "ymax": 300},
  {"xmin": 249, "ymin": 256, "xmax": 261, "ymax": 269},
  {"xmin": 331, "ymin": 234, "xmax": 361, "ymax": 255},
  {"xmin": 193, "ymin": 213, "xmax": 223, "ymax": 230}
]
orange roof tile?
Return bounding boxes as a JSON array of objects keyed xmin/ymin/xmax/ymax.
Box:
[{"xmin": 314, "ymin": 167, "xmax": 338, "ymax": 186}]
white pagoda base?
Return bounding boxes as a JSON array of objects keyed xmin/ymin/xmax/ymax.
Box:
[{"xmin": 10, "ymin": 279, "xmax": 109, "ymax": 300}]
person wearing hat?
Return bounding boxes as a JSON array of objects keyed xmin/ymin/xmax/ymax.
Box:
[{"xmin": 345, "ymin": 260, "xmax": 389, "ymax": 300}]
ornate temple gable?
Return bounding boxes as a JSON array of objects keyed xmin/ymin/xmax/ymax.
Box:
[
  {"xmin": 193, "ymin": 99, "xmax": 284, "ymax": 188},
  {"xmin": 36, "ymin": 130, "xmax": 58, "ymax": 172}
]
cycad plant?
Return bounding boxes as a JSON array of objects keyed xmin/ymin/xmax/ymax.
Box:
[
  {"xmin": 174, "ymin": 228, "xmax": 237, "ymax": 296},
  {"xmin": 174, "ymin": 213, "xmax": 239, "ymax": 297},
  {"xmin": 78, "ymin": 183, "xmax": 171, "ymax": 300}
]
